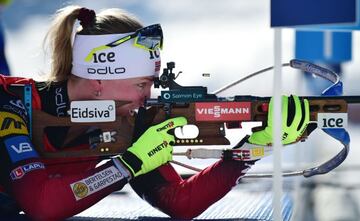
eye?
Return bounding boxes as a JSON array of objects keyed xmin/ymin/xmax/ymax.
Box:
[{"xmin": 137, "ymin": 82, "xmax": 146, "ymax": 89}]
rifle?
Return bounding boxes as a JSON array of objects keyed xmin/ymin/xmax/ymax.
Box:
[{"xmin": 30, "ymin": 59, "xmax": 354, "ymax": 177}]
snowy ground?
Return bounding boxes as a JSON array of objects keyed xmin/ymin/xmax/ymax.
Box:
[{"xmin": 2, "ymin": 1, "xmax": 360, "ymax": 220}]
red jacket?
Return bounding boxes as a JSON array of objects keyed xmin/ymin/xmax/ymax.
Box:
[{"xmin": 0, "ymin": 75, "xmax": 127, "ymax": 221}]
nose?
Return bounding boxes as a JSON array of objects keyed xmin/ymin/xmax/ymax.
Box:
[
  {"xmin": 138, "ymin": 95, "xmax": 147, "ymax": 106},
  {"xmin": 138, "ymin": 93, "xmax": 150, "ymax": 107},
  {"xmin": 144, "ymin": 89, "xmax": 151, "ymax": 99},
  {"xmin": 140, "ymin": 87, "xmax": 151, "ymax": 100}
]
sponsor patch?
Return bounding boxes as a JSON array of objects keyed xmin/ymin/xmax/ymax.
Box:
[
  {"xmin": 10, "ymin": 162, "xmax": 45, "ymax": 180},
  {"xmin": 251, "ymin": 147, "xmax": 265, "ymax": 157},
  {"xmin": 55, "ymin": 87, "xmax": 67, "ymax": 117},
  {"xmin": 72, "ymin": 182, "xmax": 89, "ymax": 199},
  {"xmin": 70, "ymin": 166, "xmax": 124, "ymax": 200},
  {"xmin": 195, "ymin": 102, "xmax": 251, "ymax": 121},
  {"xmin": 147, "ymin": 141, "xmax": 168, "ymax": 157},
  {"xmin": 156, "ymin": 121, "xmax": 174, "ymax": 132},
  {"xmin": 70, "ymin": 100, "xmax": 116, "ymax": 123},
  {"xmin": 233, "ymin": 149, "xmax": 251, "ymax": 160},
  {"xmin": 0, "ymin": 111, "xmax": 28, "ymax": 137},
  {"xmin": 317, "ymin": 113, "xmax": 348, "ymax": 129},
  {"xmin": 3, "ymin": 100, "xmax": 28, "ymax": 119},
  {"xmin": 155, "ymin": 60, "xmax": 161, "ymax": 72},
  {"xmin": 4, "ymin": 136, "xmax": 38, "ymax": 163},
  {"xmin": 9, "ymin": 100, "xmax": 26, "ymax": 110}
]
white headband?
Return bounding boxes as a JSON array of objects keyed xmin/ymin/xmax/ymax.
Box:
[{"xmin": 72, "ymin": 33, "xmax": 161, "ymax": 80}]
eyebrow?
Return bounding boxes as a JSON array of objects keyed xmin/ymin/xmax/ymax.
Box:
[{"xmin": 140, "ymin": 76, "xmax": 155, "ymax": 82}]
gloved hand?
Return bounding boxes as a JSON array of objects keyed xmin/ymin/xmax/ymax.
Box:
[
  {"xmin": 248, "ymin": 95, "xmax": 309, "ymax": 145},
  {"xmin": 114, "ymin": 117, "xmax": 187, "ymax": 178}
]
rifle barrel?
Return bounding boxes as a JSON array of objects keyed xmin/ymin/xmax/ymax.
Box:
[
  {"xmin": 147, "ymin": 95, "xmax": 360, "ymax": 106},
  {"xmin": 304, "ymin": 95, "xmax": 360, "ymax": 104}
]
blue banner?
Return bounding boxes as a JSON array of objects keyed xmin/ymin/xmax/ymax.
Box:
[
  {"xmin": 295, "ymin": 31, "xmax": 352, "ymax": 62},
  {"xmin": 271, "ymin": 0, "xmax": 356, "ymax": 27}
]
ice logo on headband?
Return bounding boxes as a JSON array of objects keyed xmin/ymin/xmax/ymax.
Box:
[{"xmin": 72, "ymin": 32, "xmax": 161, "ymax": 80}]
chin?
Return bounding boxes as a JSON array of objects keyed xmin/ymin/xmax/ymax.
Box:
[{"xmin": 116, "ymin": 108, "xmax": 136, "ymax": 117}]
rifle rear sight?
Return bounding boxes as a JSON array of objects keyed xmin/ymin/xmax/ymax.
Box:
[
  {"xmin": 153, "ymin": 62, "xmax": 211, "ymax": 94},
  {"xmin": 154, "ymin": 62, "xmax": 182, "ymax": 89}
]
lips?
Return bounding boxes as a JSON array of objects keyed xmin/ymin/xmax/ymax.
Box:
[{"xmin": 116, "ymin": 103, "xmax": 140, "ymax": 116}]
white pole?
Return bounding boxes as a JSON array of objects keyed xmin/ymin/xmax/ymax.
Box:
[
  {"xmin": 273, "ymin": 28, "xmax": 283, "ymax": 221},
  {"xmin": 324, "ymin": 30, "xmax": 333, "ymax": 59}
]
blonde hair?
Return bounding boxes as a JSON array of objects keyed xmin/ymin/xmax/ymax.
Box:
[{"xmin": 44, "ymin": 5, "xmax": 143, "ymax": 82}]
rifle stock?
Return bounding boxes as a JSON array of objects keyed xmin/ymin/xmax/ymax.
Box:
[
  {"xmin": 22, "ymin": 60, "xmax": 356, "ymax": 178},
  {"xmin": 30, "ymin": 59, "xmax": 357, "ymax": 159},
  {"xmin": 32, "ymin": 110, "xmax": 134, "ymax": 158},
  {"xmin": 31, "ymin": 95, "xmax": 350, "ymax": 159}
]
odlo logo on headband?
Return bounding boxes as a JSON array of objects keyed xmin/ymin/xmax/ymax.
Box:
[
  {"xmin": 86, "ymin": 52, "xmax": 127, "ymax": 75},
  {"xmin": 70, "ymin": 100, "xmax": 116, "ymax": 123},
  {"xmin": 87, "ymin": 67, "xmax": 126, "ymax": 75}
]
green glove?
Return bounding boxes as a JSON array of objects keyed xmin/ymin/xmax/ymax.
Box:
[
  {"xmin": 248, "ymin": 95, "xmax": 309, "ymax": 145},
  {"xmin": 116, "ymin": 117, "xmax": 187, "ymax": 178}
]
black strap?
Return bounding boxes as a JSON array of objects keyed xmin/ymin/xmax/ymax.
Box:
[{"xmin": 131, "ymin": 107, "xmax": 150, "ymax": 143}]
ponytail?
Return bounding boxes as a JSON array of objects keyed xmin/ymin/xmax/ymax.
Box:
[
  {"xmin": 44, "ymin": 5, "xmax": 143, "ymax": 83},
  {"xmin": 45, "ymin": 5, "xmax": 82, "ymax": 82}
]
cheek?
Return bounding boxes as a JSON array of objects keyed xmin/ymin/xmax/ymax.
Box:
[
  {"xmin": 106, "ymin": 84, "xmax": 137, "ymax": 100},
  {"xmin": 114, "ymin": 87, "xmax": 142, "ymax": 100}
]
